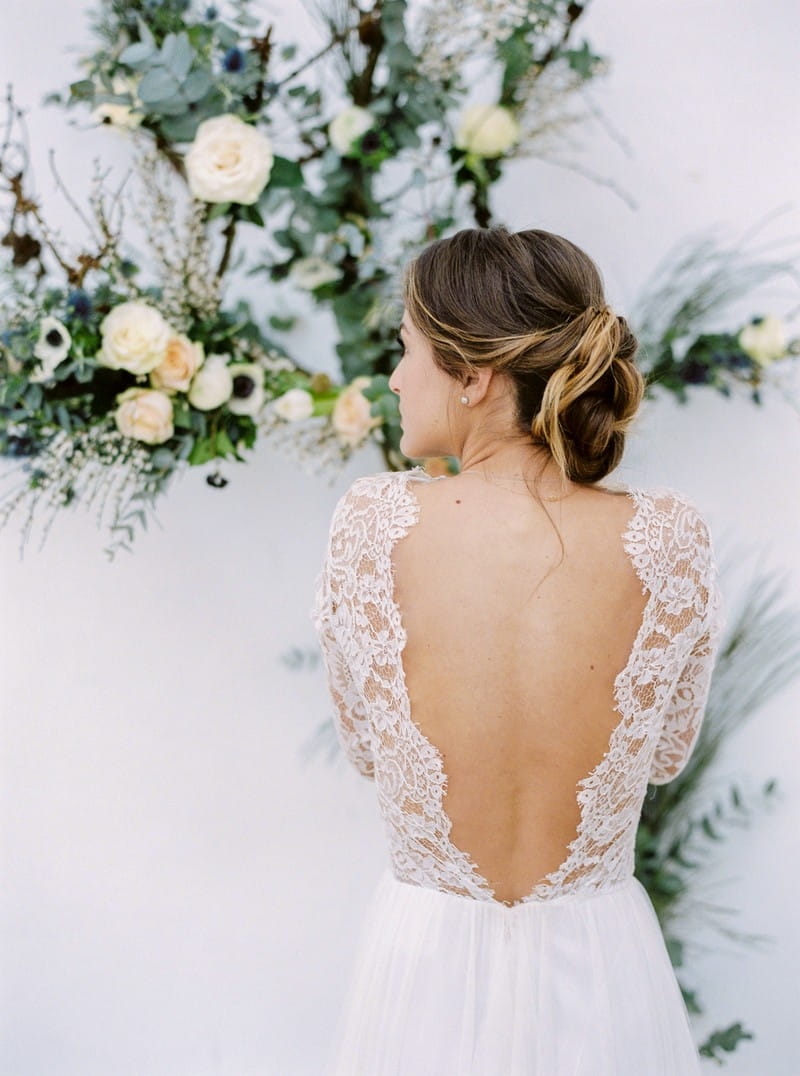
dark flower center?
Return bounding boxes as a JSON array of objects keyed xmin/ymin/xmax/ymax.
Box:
[
  {"xmin": 232, "ymin": 374, "xmax": 255, "ymax": 398},
  {"xmin": 360, "ymin": 130, "xmax": 381, "ymax": 154},
  {"xmin": 45, "ymin": 328, "xmax": 64, "ymax": 347}
]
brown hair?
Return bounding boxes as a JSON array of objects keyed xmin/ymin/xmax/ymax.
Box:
[{"xmin": 403, "ymin": 227, "xmax": 646, "ymax": 484}]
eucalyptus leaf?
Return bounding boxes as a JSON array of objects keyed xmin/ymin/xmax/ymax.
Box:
[
  {"xmin": 158, "ymin": 112, "xmax": 202, "ymax": 142},
  {"xmin": 69, "ymin": 79, "xmax": 95, "ymax": 101},
  {"xmin": 24, "ymin": 384, "xmax": 43, "ymax": 410},
  {"xmin": 214, "ymin": 24, "xmax": 239, "ymax": 50},
  {"xmin": 182, "ymin": 68, "xmax": 213, "ymax": 103},
  {"xmin": 119, "ymin": 42, "xmax": 154, "ymax": 68},
  {"xmin": 150, "ymin": 449, "xmax": 175, "ymax": 469},
  {"xmin": 136, "ymin": 17, "xmax": 156, "ymax": 49},
  {"xmin": 152, "ymin": 94, "xmax": 193, "ymax": 117},
  {"xmin": 161, "ymin": 32, "xmax": 194, "ymax": 81},
  {"xmin": 138, "ymin": 68, "xmax": 181, "ymax": 104}
]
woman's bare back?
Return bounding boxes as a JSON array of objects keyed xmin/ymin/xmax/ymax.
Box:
[{"xmin": 391, "ymin": 475, "xmax": 648, "ymax": 905}]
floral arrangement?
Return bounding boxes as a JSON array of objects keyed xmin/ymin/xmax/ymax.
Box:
[
  {"xmin": 2, "ymin": 1, "xmax": 797, "ymax": 553},
  {"xmin": 631, "ymin": 230, "xmax": 799, "ymax": 406},
  {"xmin": 0, "ymin": 0, "xmax": 606, "ymax": 552}
]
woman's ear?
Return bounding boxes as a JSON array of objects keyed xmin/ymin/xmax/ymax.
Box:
[{"xmin": 463, "ymin": 365, "xmax": 494, "ymax": 406}]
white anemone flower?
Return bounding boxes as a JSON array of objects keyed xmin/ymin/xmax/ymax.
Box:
[
  {"xmin": 31, "ymin": 316, "xmax": 72, "ymax": 382},
  {"xmin": 92, "ymin": 101, "xmax": 143, "ymax": 130},
  {"xmin": 227, "ymin": 363, "xmax": 266, "ymax": 415}
]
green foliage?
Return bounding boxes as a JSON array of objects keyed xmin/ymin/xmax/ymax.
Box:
[
  {"xmin": 699, "ymin": 1023, "xmax": 755, "ymax": 1064},
  {"xmin": 635, "ymin": 568, "xmax": 800, "ymax": 1053},
  {"xmin": 632, "ymin": 231, "xmax": 798, "ymax": 403}
]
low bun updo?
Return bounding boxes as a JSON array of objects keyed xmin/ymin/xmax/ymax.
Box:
[{"xmin": 403, "ymin": 227, "xmax": 646, "ymax": 484}]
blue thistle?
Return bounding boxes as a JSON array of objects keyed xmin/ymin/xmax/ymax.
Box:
[
  {"xmin": 223, "ymin": 47, "xmax": 245, "ymax": 73},
  {"xmin": 67, "ymin": 289, "xmax": 93, "ymax": 320}
]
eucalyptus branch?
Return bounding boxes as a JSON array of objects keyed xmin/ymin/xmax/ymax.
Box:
[
  {"xmin": 529, "ymin": 1, "xmax": 589, "ymax": 82},
  {"xmin": 353, "ymin": 2, "xmax": 384, "ymax": 105},
  {"xmin": 48, "ymin": 148, "xmax": 99, "ymax": 241},
  {"xmin": 275, "ymin": 21, "xmax": 361, "ymax": 91},
  {"xmin": 0, "ymin": 164, "xmax": 75, "ymax": 280},
  {"xmin": 0, "ymin": 85, "xmax": 17, "ymax": 172}
]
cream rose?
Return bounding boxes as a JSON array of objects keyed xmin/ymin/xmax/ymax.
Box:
[
  {"xmin": 115, "ymin": 388, "xmax": 174, "ymax": 445},
  {"xmin": 455, "ymin": 104, "xmax": 520, "ymax": 158},
  {"xmin": 185, "ymin": 114, "xmax": 274, "ymax": 205},
  {"xmin": 289, "ymin": 257, "xmax": 342, "ymax": 290},
  {"xmin": 188, "ymin": 355, "xmax": 234, "ymax": 410},
  {"xmin": 331, "ymin": 376, "xmax": 380, "ymax": 447},
  {"xmin": 150, "ymin": 334, "xmax": 205, "ymax": 392},
  {"xmin": 328, "ymin": 106, "xmax": 374, "ymax": 156},
  {"xmin": 272, "ymin": 387, "xmax": 314, "ymax": 421},
  {"xmin": 98, "ymin": 301, "xmax": 172, "ymax": 375},
  {"xmin": 738, "ymin": 315, "xmax": 787, "ymax": 366}
]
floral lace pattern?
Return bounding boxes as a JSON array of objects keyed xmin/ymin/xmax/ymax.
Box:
[{"xmin": 311, "ymin": 468, "xmax": 724, "ymax": 906}]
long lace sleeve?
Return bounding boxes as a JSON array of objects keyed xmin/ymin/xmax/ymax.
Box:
[
  {"xmin": 310, "ymin": 482, "xmax": 377, "ymax": 779},
  {"xmin": 648, "ymin": 502, "xmax": 725, "ymax": 786}
]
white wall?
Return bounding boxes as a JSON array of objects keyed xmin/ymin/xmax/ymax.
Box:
[{"xmin": 1, "ymin": 2, "xmax": 799, "ymax": 1073}]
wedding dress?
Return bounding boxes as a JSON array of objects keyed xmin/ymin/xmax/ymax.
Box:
[{"xmin": 310, "ymin": 466, "xmax": 724, "ymax": 1075}]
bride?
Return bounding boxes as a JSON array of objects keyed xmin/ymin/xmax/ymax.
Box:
[{"xmin": 312, "ymin": 225, "xmax": 724, "ymax": 1074}]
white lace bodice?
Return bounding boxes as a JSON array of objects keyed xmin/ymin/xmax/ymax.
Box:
[{"xmin": 310, "ymin": 467, "xmax": 725, "ymax": 905}]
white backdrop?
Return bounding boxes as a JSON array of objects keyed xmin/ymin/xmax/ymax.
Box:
[{"xmin": 2, "ymin": 2, "xmax": 799, "ymax": 1074}]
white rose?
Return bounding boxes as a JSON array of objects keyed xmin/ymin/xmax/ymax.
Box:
[
  {"xmin": 289, "ymin": 257, "xmax": 342, "ymax": 290},
  {"xmin": 272, "ymin": 388, "xmax": 314, "ymax": 421},
  {"xmin": 455, "ymin": 104, "xmax": 520, "ymax": 158},
  {"xmin": 150, "ymin": 334, "xmax": 205, "ymax": 392},
  {"xmin": 738, "ymin": 315, "xmax": 787, "ymax": 366},
  {"xmin": 185, "ymin": 114, "xmax": 274, "ymax": 206},
  {"xmin": 188, "ymin": 355, "xmax": 234, "ymax": 410},
  {"xmin": 331, "ymin": 378, "xmax": 380, "ymax": 447},
  {"xmin": 98, "ymin": 301, "xmax": 172, "ymax": 375},
  {"xmin": 328, "ymin": 106, "xmax": 374, "ymax": 156},
  {"xmin": 92, "ymin": 102, "xmax": 143, "ymax": 130},
  {"xmin": 227, "ymin": 363, "xmax": 266, "ymax": 416},
  {"xmin": 115, "ymin": 388, "xmax": 174, "ymax": 445}
]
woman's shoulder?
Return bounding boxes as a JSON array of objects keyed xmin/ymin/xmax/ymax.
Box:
[
  {"xmin": 329, "ymin": 467, "xmax": 437, "ymax": 539},
  {"xmin": 616, "ymin": 482, "xmax": 714, "ymax": 533},
  {"xmin": 615, "ymin": 482, "xmax": 718, "ymax": 590},
  {"xmin": 335, "ymin": 466, "xmax": 441, "ymax": 505}
]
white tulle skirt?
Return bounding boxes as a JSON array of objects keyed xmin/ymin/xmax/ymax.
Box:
[{"xmin": 325, "ymin": 868, "xmax": 701, "ymax": 1075}]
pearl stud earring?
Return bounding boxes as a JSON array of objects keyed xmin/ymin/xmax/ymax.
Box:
[{"xmin": 460, "ymin": 395, "xmax": 469, "ymax": 405}]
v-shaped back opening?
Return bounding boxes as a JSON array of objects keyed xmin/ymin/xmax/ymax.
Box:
[{"xmin": 386, "ymin": 474, "xmax": 656, "ymax": 906}]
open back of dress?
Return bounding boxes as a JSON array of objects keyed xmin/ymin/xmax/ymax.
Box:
[
  {"xmin": 311, "ymin": 466, "xmax": 725, "ymax": 1075},
  {"xmin": 312, "ymin": 467, "xmax": 723, "ymax": 907}
]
